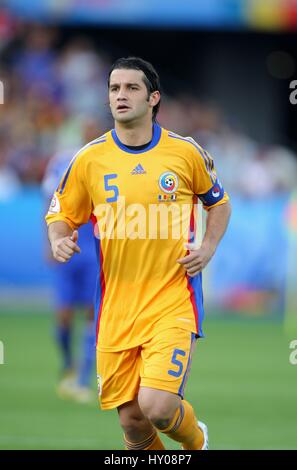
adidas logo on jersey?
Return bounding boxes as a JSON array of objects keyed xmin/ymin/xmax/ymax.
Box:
[{"xmin": 131, "ymin": 164, "xmax": 146, "ymax": 175}]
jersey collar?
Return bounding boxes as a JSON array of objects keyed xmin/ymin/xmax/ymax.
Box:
[{"xmin": 111, "ymin": 123, "xmax": 162, "ymax": 154}]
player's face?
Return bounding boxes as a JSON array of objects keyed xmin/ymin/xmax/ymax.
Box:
[{"xmin": 109, "ymin": 69, "xmax": 157, "ymax": 124}]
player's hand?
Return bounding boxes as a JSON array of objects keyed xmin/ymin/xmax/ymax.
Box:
[
  {"xmin": 51, "ymin": 230, "xmax": 81, "ymax": 263},
  {"xmin": 176, "ymin": 242, "xmax": 215, "ymax": 277}
]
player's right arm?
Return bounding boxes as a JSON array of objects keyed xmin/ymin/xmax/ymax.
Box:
[
  {"xmin": 48, "ymin": 222, "xmax": 80, "ymax": 263},
  {"xmin": 45, "ymin": 148, "xmax": 93, "ymax": 263}
]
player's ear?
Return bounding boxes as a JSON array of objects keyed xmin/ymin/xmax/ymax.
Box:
[{"xmin": 150, "ymin": 91, "xmax": 160, "ymax": 107}]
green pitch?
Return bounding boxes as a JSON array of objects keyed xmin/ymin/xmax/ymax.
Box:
[{"xmin": 0, "ymin": 311, "xmax": 296, "ymax": 449}]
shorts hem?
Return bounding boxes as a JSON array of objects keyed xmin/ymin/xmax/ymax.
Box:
[
  {"xmin": 140, "ymin": 379, "xmax": 181, "ymax": 397},
  {"xmin": 100, "ymin": 394, "xmax": 137, "ymax": 410}
]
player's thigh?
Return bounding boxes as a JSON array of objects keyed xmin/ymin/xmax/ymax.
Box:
[
  {"xmin": 140, "ymin": 328, "xmax": 197, "ymax": 399},
  {"xmin": 96, "ymin": 346, "xmax": 141, "ymax": 410}
]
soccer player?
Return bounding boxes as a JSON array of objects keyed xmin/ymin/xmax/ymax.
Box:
[
  {"xmin": 43, "ymin": 133, "xmax": 98, "ymax": 403},
  {"xmin": 46, "ymin": 57, "xmax": 231, "ymax": 450}
]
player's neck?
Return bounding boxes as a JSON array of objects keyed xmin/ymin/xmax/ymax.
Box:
[{"xmin": 114, "ymin": 119, "xmax": 153, "ymax": 146}]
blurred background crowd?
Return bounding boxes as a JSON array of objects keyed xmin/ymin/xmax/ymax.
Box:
[{"xmin": 1, "ymin": 20, "xmax": 297, "ymax": 198}]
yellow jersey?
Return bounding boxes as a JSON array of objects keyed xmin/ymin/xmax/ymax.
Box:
[{"xmin": 46, "ymin": 123, "xmax": 229, "ymax": 351}]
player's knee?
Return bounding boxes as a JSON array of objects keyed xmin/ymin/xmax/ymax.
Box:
[
  {"xmin": 146, "ymin": 408, "xmax": 174, "ymax": 430},
  {"xmin": 120, "ymin": 419, "xmax": 142, "ymax": 437},
  {"xmin": 119, "ymin": 409, "xmax": 146, "ymax": 437},
  {"xmin": 150, "ymin": 414, "xmax": 172, "ymax": 430},
  {"xmin": 139, "ymin": 400, "xmax": 177, "ymax": 430}
]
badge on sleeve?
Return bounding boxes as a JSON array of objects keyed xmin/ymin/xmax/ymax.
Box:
[{"xmin": 48, "ymin": 194, "xmax": 61, "ymax": 214}]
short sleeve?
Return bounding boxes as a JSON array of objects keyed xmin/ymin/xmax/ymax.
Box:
[
  {"xmin": 191, "ymin": 142, "xmax": 229, "ymax": 210},
  {"xmin": 45, "ymin": 151, "xmax": 92, "ymax": 229}
]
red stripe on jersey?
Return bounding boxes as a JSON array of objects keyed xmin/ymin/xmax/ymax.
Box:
[
  {"xmin": 186, "ymin": 276, "xmax": 199, "ymax": 333},
  {"xmin": 96, "ymin": 245, "xmax": 106, "ymax": 347},
  {"xmin": 186, "ymin": 200, "xmax": 199, "ymax": 334},
  {"xmin": 90, "ymin": 213, "xmax": 97, "ymax": 226},
  {"xmin": 188, "ymin": 196, "xmax": 197, "ymax": 243},
  {"xmin": 90, "ymin": 213, "xmax": 106, "ymax": 347}
]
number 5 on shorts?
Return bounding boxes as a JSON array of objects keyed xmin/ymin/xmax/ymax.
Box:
[{"xmin": 168, "ymin": 349, "xmax": 186, "ymax": 378}]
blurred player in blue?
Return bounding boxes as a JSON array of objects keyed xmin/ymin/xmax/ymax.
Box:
[{"xmin": 42, "ymin": 119, "xmax": 99, "ymax": 403}]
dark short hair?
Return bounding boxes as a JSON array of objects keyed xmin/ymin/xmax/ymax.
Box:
[{"xmin": 108, "ymin": 57, "xmax": 161, "ymax": 121}]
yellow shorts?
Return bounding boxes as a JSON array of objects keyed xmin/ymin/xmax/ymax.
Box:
[{"xmin": 96, "ymin": 328, "xmax": 197, "ymax": 410}]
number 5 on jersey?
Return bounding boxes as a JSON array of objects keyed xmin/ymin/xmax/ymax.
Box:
[{"xmin": 104, "ymin": 174, "xmax": 119, "ymax": 202}]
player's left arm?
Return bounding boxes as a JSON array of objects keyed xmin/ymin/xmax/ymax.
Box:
[
  {"xmin": 177, "ymin": 142, "xmax": 231, "ymax": 276},
  {"xmin": 177, "ymin": 201, "xmax": 231, "ymax": 277}
]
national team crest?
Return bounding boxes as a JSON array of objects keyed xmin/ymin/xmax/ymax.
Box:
[
  {"xmin": 212, "ymin": 179, "xmax": 223, "ymax": 198},
  {"xmin": 158, "ymin": 172, "xmax": 179, "ymax": 194},
  {"xmin": 212, "ymin": 186, "xmax": 221, "ymax": 198}
]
